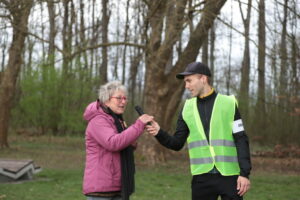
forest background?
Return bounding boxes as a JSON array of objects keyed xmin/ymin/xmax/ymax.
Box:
[{"xmin": 0, "ymin": 0, "xmax": 299, "ymax": 177}]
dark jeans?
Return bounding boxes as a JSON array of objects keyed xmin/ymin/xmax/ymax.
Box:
[{"xmin": 191, "ymin": 173, "xmax": 243, "ymax": 200}]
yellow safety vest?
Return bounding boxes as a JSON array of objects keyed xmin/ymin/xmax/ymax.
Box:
[{"xmin": 182, "ymin": 94, "xmax": 240, "ymax": 176}]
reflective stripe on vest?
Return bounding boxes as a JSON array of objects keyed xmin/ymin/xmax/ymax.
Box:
[
  {"xmin": 190, "ymin": 156, "xmax": 238, "ymax": 164},
  {"xmin": 182, "ymin": 94, "xmax": 240, "ymax": 176},
  {"xmin": 188, "ymin": 139, "xmax": 236, "ymax": 149}
]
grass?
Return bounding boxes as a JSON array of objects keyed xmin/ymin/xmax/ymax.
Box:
[{"xmin": 0, "ymin": 134, "xmax": 300, "ymax": 200}]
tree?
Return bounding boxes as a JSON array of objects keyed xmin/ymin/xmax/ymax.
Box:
[
  {"xmin": 47, "ymin": 0, "xmax": 56, "ymax": 65},
  {"xmin": 202, "ymin": 35, "xmax": 208, "ymax": 65},
  {"xmin": 209, "ymin": 22, "xmax": 216, "ymax": 85},
  {"xmin": 255, "ymin": 0, "xmax": 266, "ymax": 130},
  {"xmin": 121, "ymin": 0, "xmax": 130, "ymax": 84},
  {"xmin": 0, "ymin": 0, "xmax": 33, "ymax": 148},
  {"xmin": 142, "ymin": 0, "xmax": 227, "ymax": 163},
  {"xmin": 99, "ymin": 0, "xmax": 109, "ymax": 85},
  {"xmin": 238, "ymin": 0, "xmax": 252, "ymax": 118},
  {"xmin": 278, "ymin": 0, "xmax": 288, "ymax": 108}
]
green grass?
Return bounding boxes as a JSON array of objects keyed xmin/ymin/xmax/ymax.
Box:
[{"xmin": 0, "ymin": 135, "xmax": 300, "ymax": 200}]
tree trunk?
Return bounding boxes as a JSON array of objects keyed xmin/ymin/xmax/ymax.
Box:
[
  {"xmin": 113, "ymin": 2, "xmax": 121, "ymax": 80},
  {"xmin": 143, "ymin": 0, "xmax": 227, "ymax": 163},
  {"xmin": 62, "ymin": 0, "xmax": 71, "ymax": 74},
  {"xmin": 290, "ymin": 35, "xmax": 298, "ymax": 101},
  {"xmin": 202, "ymin": 35, "xmax": 208, "ymax": 64},
  {"xmin": 47, "ymin": 0, "xmax": 56, "ymax": 65},
  {"xmin": 226, "ymin": 6, "xmax": 233, "ymax": 95},
  {"xmin": 278, "ymin": 0, "xmax": 288, "ymax": 109},
  {"xmin": 255, "ymin": 0, "xmax": 266, "ymax": 130},
  {"xmin": 79, "ymin": 0, "xmax": 88, "ymax": 69},
  {"xmin": 99, "ymin": 0, "xmax": 109, "ymax": 85},
  {"xmin": 238, "ymin": 0, "xmax": 252, "ymax": 118},
  {"xmin": 209, "ymin": 22, "xmax": 215, "ymax": 85},
  {"xmin": 122, "ymin": 0, "xmax": 130, "ymax": 84},
  {"xmin": 0, "ymin": 0, "xmax": 33, "ymax": 148}
]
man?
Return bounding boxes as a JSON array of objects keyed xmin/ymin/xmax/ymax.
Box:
[{"xmin": 146, "ymin": 62, "xmax": 251, "ymax": 200}]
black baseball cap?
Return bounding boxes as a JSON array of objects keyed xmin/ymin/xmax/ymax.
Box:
[{"xmin": 176, "ymin": 62, "xmax": 211, "ymax": 79}]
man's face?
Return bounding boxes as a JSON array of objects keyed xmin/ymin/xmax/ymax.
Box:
[{"xmin": 184, "ymin": 74, "xmax": 205, "ymax": 97}]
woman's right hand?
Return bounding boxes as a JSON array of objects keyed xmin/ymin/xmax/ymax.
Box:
[{"xmin": 138, "ymin": 114, "xmax": 154, "ymax": 124}]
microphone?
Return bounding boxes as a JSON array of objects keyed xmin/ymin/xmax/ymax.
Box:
[
  {"xmin": 134, "ymin": 106, "xmax": 145, "ymax": 116},
  {"xmin": 134, "ymin": 106, "xmax": 151, "ymax": 125}
]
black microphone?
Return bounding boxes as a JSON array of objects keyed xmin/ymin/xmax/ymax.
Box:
[
  {"xmin": 134, "ymin": 106, "xmax": 151, "ymax": 125},
  {"xmin": 134, "ymin": 105, "xmax": 145, "ymax": 116}
]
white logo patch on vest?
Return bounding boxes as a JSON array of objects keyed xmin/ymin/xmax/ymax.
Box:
[{"xmin": 232, "ymin": 119, "xmax": 244, "ymax": 134}]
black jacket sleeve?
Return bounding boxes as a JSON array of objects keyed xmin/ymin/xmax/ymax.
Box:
[
  {"xmin": 155, "ymin": 110, "xmax": 189, "ymax": 151},
  {"xmin": 233, "ymin": 105, "xmax": 252, "ymax": 178}
]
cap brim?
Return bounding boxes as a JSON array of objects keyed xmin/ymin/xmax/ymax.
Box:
[{"xmin": 176, "ymin": 72, "xmax": 194, "ymax": 79}]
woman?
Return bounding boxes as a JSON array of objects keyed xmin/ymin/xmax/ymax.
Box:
[{"xmin": 83, "ymin": 81, "xmax": 153, "ymax": 200}]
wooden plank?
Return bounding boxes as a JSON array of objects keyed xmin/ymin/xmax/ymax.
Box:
[
  {"xmin": 0, "ymin": 159, "xmax": 33, "ymax": 173},
  {"xmin": 0, "ymin": 159, "xmax": 41, "ymax": 181}
]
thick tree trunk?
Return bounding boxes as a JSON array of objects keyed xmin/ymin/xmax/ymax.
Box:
[
  {"xmin": 0, "ymin": 0, "xmax": 33, "ymax": 148},
  {"xmin": 143, "ymin": 0, "xmax": 227, "ymax": 163},
  {"xmin": 129, "ymin": 52, "xmax": 143, "ymax": 105}
]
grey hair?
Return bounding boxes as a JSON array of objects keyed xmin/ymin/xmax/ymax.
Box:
[{"xmin": 98, "ymin": 81, "xmax": 127, "ymax": 103}]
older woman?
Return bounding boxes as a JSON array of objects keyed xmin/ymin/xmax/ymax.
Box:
[{"xmin": 83, "ymin": 81, "xmax": 153, "ymax": 200}]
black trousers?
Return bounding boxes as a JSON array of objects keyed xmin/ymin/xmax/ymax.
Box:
[{"xmin": 191, "ymin": 173, "xmax": 243, "ymax": 200}]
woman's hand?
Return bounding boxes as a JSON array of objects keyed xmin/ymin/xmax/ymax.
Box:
[{"xmin": 138, "ymin": 114, "xmax": 154, "ymax": 124}]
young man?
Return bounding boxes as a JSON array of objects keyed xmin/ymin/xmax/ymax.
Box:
[{"xmin": 146, "ymin": 62, "xmax": 251, "ymax": 200}]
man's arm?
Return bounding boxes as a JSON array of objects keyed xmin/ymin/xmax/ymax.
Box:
[
  {"xmin": 232, "ymin": 105, "xmax": 252, "ymax": 178},
  {"xmin": 233, "ymin": 105, "xmax": 251, "ymax": 196},
  {"xmin": 146, "ymin": 110, "xmax": 189, "ymax": 151}
]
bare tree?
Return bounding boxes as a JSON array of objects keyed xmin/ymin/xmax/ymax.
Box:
[
  {"xmin": 209, "ymin": 22, "xmax": 215, "ymax": 84},
  {"xmin": 255, "ymin": 0, "xmax": 266, "ymax": 129},
  {"xmin": 47, "ymin": 0, "xmax": 56, "ymax": 65},
  {"xmin": 0, "ymin": 0, "xmax": 33, "ymax": 148},
  {"xmin": 99, "ymin": 0, "xmax": 109, "ymax": 85},
  {"xmin": 142, "ymin": 0, "xmax": 227, "ymax": 163},
  {"xmin": 226, "ymin": 2, "xmax": 233, "ymax": 95},
  {"xmin": 238, "ymin": 0, "xmax": 252, "ymax": 117},
  {"xmin": 202, "ymin": 35, "xmax": 208, "ymax": 64},
  {"xmin": 121, "ymin": 0, "xmax": 130, "ymax": 84},
  {"xmin": 278, "ymin": 0, "xmax": 288, "ymax": 109},
  {"xmin": 290, "ymin": 30, "xmax": 299, "ymax": 100},
  {"xmin": 112, "ymin": 1, "xmax": 121, "ymax": 79},
  {"xmin": 79, "ymin": 0, "xmax": 88, "ymax": 69}
]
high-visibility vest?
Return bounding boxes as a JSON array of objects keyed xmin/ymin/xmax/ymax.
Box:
[{"xmin": 182, "ymin": 94, "xmax": 240, "ymax": 176}]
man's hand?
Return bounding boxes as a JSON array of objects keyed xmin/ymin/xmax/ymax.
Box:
[
  {"xmin": 237, "ymin": 176, "xmax": 250, "ymax": 196},
  {"xmin": 145, "ymin": 120, "xmax": 160, "ymax": 136}
]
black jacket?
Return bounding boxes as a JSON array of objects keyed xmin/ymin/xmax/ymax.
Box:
[{"xmin": 155, "ymin": 91, "xmax": 252, "ymax": 178}]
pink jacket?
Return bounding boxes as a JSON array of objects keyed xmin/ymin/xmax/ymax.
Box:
[{"xmin": 82, "ymin": 101, "xmax": 145, "ymax": 194}]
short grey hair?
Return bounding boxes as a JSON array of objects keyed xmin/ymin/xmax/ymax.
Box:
[{"xmin": 98, "ymin": 81, "xmax": 127, "ymax": 103}]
